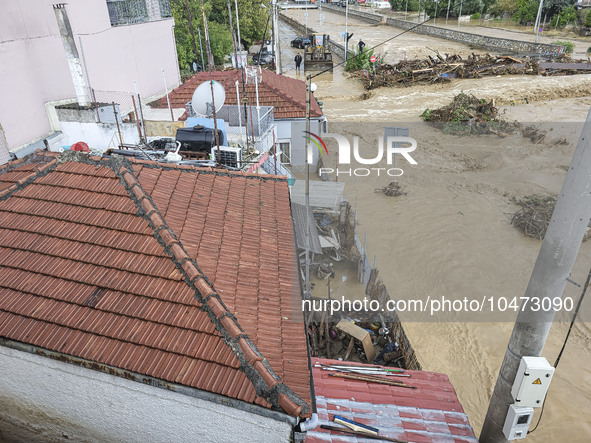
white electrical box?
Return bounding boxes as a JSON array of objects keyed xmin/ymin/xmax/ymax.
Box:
[
  {"xmin": 503, "ymin": 405, "xmax": 534, "ymax": 440},
  {"xmin": 511, "ymin": 356, "xmax": 555, "ymax": 407}
]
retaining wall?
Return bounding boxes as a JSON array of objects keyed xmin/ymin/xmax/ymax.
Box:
[
  {"xmin": 279, "ymin": 13, "xmax": 355, "ymax": 60},
  {"xmin": 322, "ymin": 4, "xmax": 563, "ymax": 56}
]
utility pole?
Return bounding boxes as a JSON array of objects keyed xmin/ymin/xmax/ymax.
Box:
[
  {"xmin": 272, "ymin": 0, "xmax": 282, "ymax": 74},
  {"xmin": 304, "ymin": 74, "xmax": 314, "ymax": 302},
  {"xmin": 457, "ymin": 0, "xmax": 463, "ymax": 30},
  {"xmin": 434, "ymin": 0, "xmax": 438, "ymax": 25},
  {"xmin": 227, "ymin": 0, "xmax": 240, "ymax": 69},
  {"xmin": 534, "ymin": 0, "xmax": 545, "ymax": 42},
  {"xmin": 345, "ymin": 0, "xmax": 349, "ymax": 61},
  {"xmin": 200, "ymin": 0, "xmax": 215, "ymax": 70},
  {"xmin": 198, "ymin": 27, "xmax": 205, "ymax": 70},
  {"xmin": 185, "ymin": 0, "xmax": 199, "ymax": 66},
  {"xmin": 480, "ymin": 109, "xmax": 591, "ymax": 442},
  {"xmin": 446, "ymin": 0, "xmax": 451, "ymax": 24}
]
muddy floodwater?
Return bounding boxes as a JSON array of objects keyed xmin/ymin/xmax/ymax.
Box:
[{"xmin": 281, "ymin": 9, "xmax": 591, "ymax": 441}]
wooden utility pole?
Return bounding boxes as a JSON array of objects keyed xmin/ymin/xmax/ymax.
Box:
[{"xmin": 480, "ymin": 110, "xmax": 591, "ymax": 442}]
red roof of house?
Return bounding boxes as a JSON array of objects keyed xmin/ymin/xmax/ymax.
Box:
[
  {"xmin": 0, "ymin": 151, "xmax": 310, "ymax": 418},
  {"xmin": 307, "ymin": 358, "xmax": 477, "ymax": 443},
  {"xmin": 153, "ymin": 70, "xmax": 323, "ymax": 120}
]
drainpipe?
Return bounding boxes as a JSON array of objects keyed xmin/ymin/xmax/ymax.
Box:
[
  {"xmin": 53, "ymin": 4, "xmax": 90, "ymax": 107},
  {"xmin": 298, "ymin": 413, "xmax": 319, "ymax": 432}
]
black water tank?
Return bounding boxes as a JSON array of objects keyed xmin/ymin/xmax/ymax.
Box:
[{"xmin": 175, "ymin": 125, "xmax": 222, "ymax": 153}]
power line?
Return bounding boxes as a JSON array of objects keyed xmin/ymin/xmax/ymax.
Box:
[
  {"xmin": 528, "ymin": 267, "xmax": 591, "ymax": 434},
  {"xmin": 310, "ymin": 17, "xmax": 432, "ymax": 79}
]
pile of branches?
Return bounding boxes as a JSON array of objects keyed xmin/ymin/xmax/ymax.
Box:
[
  {"xmin": 422, "ymin": 93, "xmax": 519, "ymax": 136},
  {"xmin": 511, "ymin": 195, "xmax": 591, "ymax": 241},
  {"xmin": 376, "ymin": 180, "xmax": 407, "ymax": 197},
  {"xmin": 355, "ymin": 53, "xmax": 540, "ymax": 90},
  {"xmin": 353, "ymin": 53, "xmax": 591, "ymax": 91},
  {"xmin": 422, "ymin": 93, "xmax": 546, "ymax": 140},
  {"xmin": 511, "ymin": 195, "xmax": 556, "ymax": 240}
]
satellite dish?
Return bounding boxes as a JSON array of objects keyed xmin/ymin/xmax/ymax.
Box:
[{"xmin": 191, "ymin": 80, "xmax": 226, "ymax": 117}]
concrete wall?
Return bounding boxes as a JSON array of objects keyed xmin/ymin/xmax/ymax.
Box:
[
  {"xmin": 0, "ymin": 345, "xmax": 292, "ymax": 443},
  {"xmin": 59, "ymin": 121, "xmax": 141, "ymax": 151},
  {"xmin": 0, "ymin": 0, "xmax": 180, "ymax": 153},
  {"xmin": 322, "ymin": 4, "xmax": 563, "ymax": 56}
]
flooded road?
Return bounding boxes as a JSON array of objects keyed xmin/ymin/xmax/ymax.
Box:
[{"xmin": 280, "ymin": 9, "xmax": 591, "ymax": 442}]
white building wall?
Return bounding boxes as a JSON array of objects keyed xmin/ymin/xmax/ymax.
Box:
[
  {"xmin": 0, "ymin": 0, "xmax": 180, "ymax": 152},
  {"xmin": 0, "ymin": 345, "xmax": 292, "ymax": 443}
]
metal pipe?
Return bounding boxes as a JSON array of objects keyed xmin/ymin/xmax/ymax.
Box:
[
  {"xmin": 131, "ymin": 95, "xmax": 143, "ymax": 143},
  {"xmin": 235, "ymin": 81, "xmax": 244, "ymax": 147},
  {"xmin": 112, "ymin": 102, "xmax": 123, "ymax": 148},
  {"xmin": 137, "ymin": 94, "xmax": 147, "ymax": 140},
  {"xmin": 162, "ymin": 68, "xmax": 174, "ymax": 121},
  {"xmin": 305, "ymin": 74, "xmax": 311, "ymax": 301}
]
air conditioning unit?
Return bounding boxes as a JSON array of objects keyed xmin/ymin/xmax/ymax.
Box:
[{"xmin": 211, "ymin": 146, "xmax": 243, "ymax": 169}]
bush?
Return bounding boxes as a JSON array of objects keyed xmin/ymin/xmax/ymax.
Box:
[
  {"xmin": 345, "ymin": 49, "xmax": 375, "ymax": 72},
  {"xmin": 587, "ymin": 47, "xmax": 591, "ymax": 54},
  {"xmin": 472, "ymin": 13, "xmax": 481, "ymax": 20},
  {"xmin": 552, "ymin": 40, "xmax": 575, "ymax": 54},
  {"xmin": 585, "ymin": 11, "xmax": 591, "ymax": 28},
  {"xmin": 549, "ymin": 5, "xmax": 578, "ymax": 28}
]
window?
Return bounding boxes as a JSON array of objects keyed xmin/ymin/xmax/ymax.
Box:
[
  {"xmin": 278, "ymin": 142, "xmax": 291, "ymax": 165},
  {"xmin": 106, "ymin": 0, "xmax": 171, "ymax": 26}
]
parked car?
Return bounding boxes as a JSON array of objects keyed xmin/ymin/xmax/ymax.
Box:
[
  {"xmin": 373, "ymin": 1, "xmax": 391, "ymax": 9},
  {"xmin": 252, "ymin": 49, "xmax": 274, "ymax": 66},
  {"xmin": 291, "ymin": 36, "xmax": 311, "ymax": 49}
]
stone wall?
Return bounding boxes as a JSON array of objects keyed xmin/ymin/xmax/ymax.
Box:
[{"xmin": 322, "ymin": 4, "xmax": 564, "ymax": 56}]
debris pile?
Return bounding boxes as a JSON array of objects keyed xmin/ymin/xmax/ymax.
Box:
[
  {"xmin": 377, "ymin": 180, "xmax": 407, "ymax": 197},
  {"xmin": 353, "ymin": 53, "xmax": 591, "ymax": 90},
  {"xmin": 511, "ymin": 195, "xmax": 556, "ymax": 240},
  {"xmin": 422, "ymin": 93, "xmax": 547, "ymax": 141}
]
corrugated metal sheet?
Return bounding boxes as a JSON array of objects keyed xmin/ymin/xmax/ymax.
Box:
[
  {"xmin": 292, "ymin": 203, "xmax": 323, "ymax": 254},
  {"xmin": 290, "ymin": 180, "xmax": 345, "ymax": 209}
]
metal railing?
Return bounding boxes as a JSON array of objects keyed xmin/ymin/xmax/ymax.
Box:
[{"xmin": 186, "ymin": 104, "xmax": 275, "ymax": 139}]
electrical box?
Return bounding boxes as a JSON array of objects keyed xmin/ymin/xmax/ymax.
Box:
[
  {"xmin": 503, "ymin": 405, "xmax": 534, "ymax": 440},
  {"xmin": 511, "ymin": 356, "xmax": 555, "ymax": 407}
]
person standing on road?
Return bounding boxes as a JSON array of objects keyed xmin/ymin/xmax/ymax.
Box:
[
  {"xmin": 358, "ymin": 39, "xmax": 365, "ymax": 53},
  {"xmin": 294, "ymin": 53, "xmax": 302, "ymax": 73}
]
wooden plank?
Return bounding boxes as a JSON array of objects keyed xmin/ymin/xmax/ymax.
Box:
[{"xmin": 335, "ymin": 320, "xmax": 376, "ymax": 362}]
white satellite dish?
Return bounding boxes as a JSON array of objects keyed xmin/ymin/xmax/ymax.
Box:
[{"xmin": 191, "ymin": 80, "xmax": 226, "ymax": 117}]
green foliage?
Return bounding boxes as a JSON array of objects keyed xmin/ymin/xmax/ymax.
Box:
[
  {"xmin": 585, "ymin": 11, "xmax": 591, "ymax": 27},
  {"xmin": 587, "ymin": 46, "xmax": 591, "ymax": 54},
  {"xmin": 472, "ymin": 12, "xmax": 481, "ymax": 19},
  {"xmin": 512, "ymin": 0, "xmax": 538, "ymax": 24},
  {"xmin": 390, "ymin": 0, "xmax": 420, "ymax": 12},
  {"xmin": 549, "ymin": 5, "xmax": 578, "ymax": 28},
  {"xmin": 171, "ymin": 0, "xmax": 269, "ymax": 71},
  {"xmin": 345, "ymin": 49, "xmax": 375, "ymax": 72},
  {"xmin": 421, "ymin": 108, "xmax": 433, "ymax": 121},
  {"xmin": 451, "ymin": 0, "xmax": 486, "ymax": 16},
  {"xmin": 552, "ymin": 40, "xmax": 575, "ymax": 53}
]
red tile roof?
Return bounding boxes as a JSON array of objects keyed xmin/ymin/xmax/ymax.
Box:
[
  {"xmin": 307, "ymin": 358, "xmax": 477, "ymax": 443},
  {"xmin": 153, "ymin": 70, "xmax": 323, "ymax": 120},
  {"xmin": 0, "ymin": 151, "xmax": 310, "ymax": 418}
]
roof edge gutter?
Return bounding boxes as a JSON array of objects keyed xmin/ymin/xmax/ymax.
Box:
[{"xmin": 0, "ymin": 338, "xmax": 297, "ymax": 426}]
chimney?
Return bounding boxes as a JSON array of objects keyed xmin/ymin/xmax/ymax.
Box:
[{"xmin": 53, "ymin": 4, "xmax": 90, "ymax": 107}]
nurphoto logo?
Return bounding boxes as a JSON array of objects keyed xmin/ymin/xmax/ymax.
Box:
[{"xmin": 305, "ymin": 132, "xmax": 418, "ymax": 177}]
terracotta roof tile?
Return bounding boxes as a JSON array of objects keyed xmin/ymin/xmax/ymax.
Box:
[
  {"xmin": 306, "ymin": 358, "xmax": 477, "ymax": 443},
  {"xmin": 0, "ymin": 152, "xmax": 310, "ymax": 418},
  {"xmin": 152, "ymin": 70, "xmax": 323, "ymax": 120}
]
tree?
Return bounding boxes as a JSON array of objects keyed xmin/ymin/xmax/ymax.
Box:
[
  {"xmin": 171, "ymin": 0, "xmax": 269, "ymax": 74},
  {"xmin": 549, "ymin": 4, "xmax": 578, "ymax": 27},
  {"xmin": 512, "ymin": 0, "xmax": 538, "ymax": 24},
  {"xmin": 452, "ymin": 0, "xmax": 485, "ymax": 15}
]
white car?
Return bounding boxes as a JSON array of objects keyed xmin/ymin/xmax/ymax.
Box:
[{"xmin": 373, "ymin": 1, "xmax": 391, "ymax": 8}]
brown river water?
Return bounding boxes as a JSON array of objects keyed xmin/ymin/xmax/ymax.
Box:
[{"xmin": 280, "ymin": 8, "xmax": 591, "ymax": 441}]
